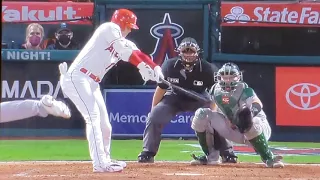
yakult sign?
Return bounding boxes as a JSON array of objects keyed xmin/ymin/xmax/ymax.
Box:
[
  {"xmin": 2, "ymin": 1, "xmax": 93, "ymax": 24},
  {"xmin": 221, "ymin": 2, "xmax": 320, "ymax": 27}
]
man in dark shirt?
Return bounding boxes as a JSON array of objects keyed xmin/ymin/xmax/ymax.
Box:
[
  {"xmin": 46, "ymin": 23, "xmax": 79, "ymax": 50},
  {"xmin": 137, "ymin": 37, "xmax": 237, "ymax": 164}
]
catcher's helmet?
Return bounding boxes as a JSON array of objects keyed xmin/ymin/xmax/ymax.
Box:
[
  {"xmin": 176, "ymin": 37, "xmax": 201, "ymax": 72},
  {"xmin": 111, "ymin": 9, "xmax": 139, "ymax": 31},
  {"xmin": 214, "ymin": 62, "xmax": 243, "ymax": 91}
]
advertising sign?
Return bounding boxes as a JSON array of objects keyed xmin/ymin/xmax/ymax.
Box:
[
  {"xmin": 2, "ymin": 1, "xmax": 94, "ymax": 24},
  {"xmin": 104, "ymin": 89, "xmax": 196, "ymax": 137},
  {"xmin": 1, "ymin": 61, "xmax": 84, "ymax": 131},
  {"xmin": 105, "ymin": 9, "xmax": 204, "ymax": 66},
  {"xmin": 221, "ymin": 2, "xmax": 320, "ymax": 27},
  {"xmin": 276, "ymin": 67, "xmax": 320, "ymax": 126},
  {"xmin": 1, "ymin": 49, "xmax": 78, "ymax": 61}
]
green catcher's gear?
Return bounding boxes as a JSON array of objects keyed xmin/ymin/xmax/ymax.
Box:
[
  {"xmin": 249, "ymin": 133, "xmax": 284, "ymax": 168},
  {"xmin": 191, "ymin": 131, "xmax": 222, "ymax": 165},
  {"xmin": 249, "ymin": 133, "xmax": 273, "ymax": 161},
  {"xmin": 214, "ymin": 62, "xmax": 243, "ymax": 92},
  {"xmin": 235, "ymin": 105, "xmax": 253, "ymax": 133},
  {"xmin": 195, "ymin": 131, "xmax": 209, "ymax": 155}
]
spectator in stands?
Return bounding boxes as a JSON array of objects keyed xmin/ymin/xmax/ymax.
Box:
[
  {"xmin": 46, "ymin": 23, "xmax": 79, "ymax": 50},
  {"xmin": 21, "ymin": 23, "xmax": 46, "ymax": 50},
  {"xmin": 2, "ymin": 42, "xmax": 8, "ymax": 49}
]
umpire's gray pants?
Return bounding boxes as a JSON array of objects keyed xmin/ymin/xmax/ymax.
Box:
[{"xmin": 142, "ymin": 95, "xmax": 233, "ymax": 156}]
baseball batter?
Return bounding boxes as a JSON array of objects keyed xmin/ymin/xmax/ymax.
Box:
[
  {"xmin": 0, "ymin": 95, "xmax": 71, "ymax": 123},
  {"xmin": 59, "ymin": 9, "xmax": 164, "ymax": 173},
  {"xmin": 191, "ymin": 62, "xmax": 284, "ymax": 168}
]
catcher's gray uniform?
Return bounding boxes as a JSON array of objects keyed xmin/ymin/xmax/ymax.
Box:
[
  {"xmin": 192, "ymin": 82, "xmax": 283, "ymax": 168},
  {"xmin": 192, "ymin": 83, "xmax": 271, "ymax": 144}
]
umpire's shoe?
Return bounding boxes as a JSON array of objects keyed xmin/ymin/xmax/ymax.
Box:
[
  {"xmin": 221, "ymin": 152, "xmax": 238, "ymax": 163},
  {"xmin": 138, "ymin": 152, "xmax": 155, "ymax": 163}
]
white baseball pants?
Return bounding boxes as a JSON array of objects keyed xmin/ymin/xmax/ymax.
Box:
[
  {"xmin": 60, "ymin": 69, "xmax": 112, "ymax": 169},
  {"xmin": 0, "ymin": 100, "xmax": 48, "ymax": 123}
]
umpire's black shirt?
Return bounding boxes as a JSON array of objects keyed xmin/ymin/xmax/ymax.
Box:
[{"xmin": 158, "ymin": 57, "xmax": 215, "ymax": 102}]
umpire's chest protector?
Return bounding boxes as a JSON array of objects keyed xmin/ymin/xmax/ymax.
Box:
[{"xmin": 166, "ymin": 59, "xmax": 214, "ymax": 94}]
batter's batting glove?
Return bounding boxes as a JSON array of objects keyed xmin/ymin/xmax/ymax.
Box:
[
  {"xmin": 154, "ymin": 66, "xmax": 164, "ymax": 83},
  {"xmin": 59, "ymin": 62, "xmax": 68, "ymax": 75}
]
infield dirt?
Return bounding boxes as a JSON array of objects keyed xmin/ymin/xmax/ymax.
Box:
[{"xmin": 1, "ymin": 161, "xmax": 320, "ymax": 180}]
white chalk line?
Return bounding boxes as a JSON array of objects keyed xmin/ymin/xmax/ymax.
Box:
[
  {"xmin": 14, "ymin": 174, "xmax": 90, "ymax": 178},
  {"xmin": 13, "ymin": 169, "xmax": 36, "ymax": 178}
]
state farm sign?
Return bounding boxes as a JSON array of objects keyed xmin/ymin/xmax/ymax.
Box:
[
  {"xmin": 2, "ymin": 2, "xmax": 93, "ymax": 24},
  {"xmin": 221, "ymin": 2, "xmax": 320, "ymax": 27}
]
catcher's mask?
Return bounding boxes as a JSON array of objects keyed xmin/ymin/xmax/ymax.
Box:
[
  {"xmin": 176, "ymin": 37, "xmax": 201, "ymax": 72},
  {"xmin": 214, "ymin": 62, "xmax": 243, "ymax": 92}
]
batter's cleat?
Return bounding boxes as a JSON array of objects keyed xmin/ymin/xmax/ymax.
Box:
[
  {"xmin": 93, "ymin": 163, "xmax": 123, "ymax": 173},
  {"xmin": 137, "ymin": 153, "xmax": 154, "ymax": 163},
  {"xmin": 265, "ymin": 155, "xmax": 285, "ymax": 168},
  {"xmin": 221, "ymin": 153, "xmax": 238, "ymax": 163},
  {"xmin": 40, "ymin": 95, "xmax": 71, "ymax": 119},
  {"xmin": 111, "ymin": 159, "xmax": 127, "ymax": 168}
]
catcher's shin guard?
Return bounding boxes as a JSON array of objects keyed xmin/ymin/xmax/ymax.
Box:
[
  {"xmin": 196, "ymin": 131, "xmax": 209, "ymax": 155},
  {"xmin": 249, "ymin": 133, "xmax": 284, "ymax": 168},
  {"xmin": 191, "ymin": 131, "xmax": 221, "ymax": 165}
]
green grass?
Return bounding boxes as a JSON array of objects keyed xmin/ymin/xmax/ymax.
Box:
[{"xmin": 0, "ymin": 140, "xmax": 319, "ymax": 163}]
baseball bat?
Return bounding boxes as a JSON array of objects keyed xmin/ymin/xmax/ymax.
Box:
[{"xmin": 160, "ymin": 77, "xmax": 212, "ymax": 104}]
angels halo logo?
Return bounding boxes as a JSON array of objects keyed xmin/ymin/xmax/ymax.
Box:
[{"xmin": 149, "ymin": 13, "xmax": 184, "ymax": 66}]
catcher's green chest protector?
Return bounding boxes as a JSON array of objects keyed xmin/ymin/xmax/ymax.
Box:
[{"xmin": 211, "ymin": 82, "xmax": 247, "ymax": 124}]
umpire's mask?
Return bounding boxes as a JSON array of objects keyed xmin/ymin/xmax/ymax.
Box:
[{"xmin": 177, "ymin": 37, "xmax": 201, "ymax": 72}]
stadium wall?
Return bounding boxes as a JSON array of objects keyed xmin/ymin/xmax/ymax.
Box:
[{"xmin": 1, "ymin": 0, "xmax": 319, "ymax": 142}]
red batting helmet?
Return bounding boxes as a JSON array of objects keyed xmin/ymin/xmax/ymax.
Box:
[{"xmin": 111, "ymin": 9, "xmax": 139, "ymax": 30}]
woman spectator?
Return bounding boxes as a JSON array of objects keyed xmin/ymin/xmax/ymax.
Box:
[{"xmin": 21, "ymin": 23, "xmax": 46, "ymax": 50}]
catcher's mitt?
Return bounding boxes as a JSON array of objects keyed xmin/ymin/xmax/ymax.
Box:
[{"xmin": 235, "ymin": 105, "xmax": 253, "ymax": 133}]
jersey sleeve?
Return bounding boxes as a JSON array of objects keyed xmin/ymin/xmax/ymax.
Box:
[
  {"xmin": 104, "ymin": 23, "xmax": 138, "ymax": 62},
  {"xmin": 157, "ymin": 60, "xmax": 170, "ymax": 89},
  {"xmin": 243, "ymin": 86, "xmax": 263, "ymax": 108}
]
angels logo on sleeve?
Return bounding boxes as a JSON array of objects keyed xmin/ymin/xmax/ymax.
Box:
[{"xmin": 149, "ymin": 13, "xmax": 184, "ymax": 66}]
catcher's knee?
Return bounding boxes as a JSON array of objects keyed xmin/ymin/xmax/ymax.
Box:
[
  {"xmin": 244, "ymin": 117, "xmax": 263, "ymax": 140},
  {"xmin": 191, "ymin": 108, "xmax": 211, "ymax": 132}
]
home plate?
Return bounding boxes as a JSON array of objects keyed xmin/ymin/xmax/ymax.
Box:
[{"xmin": 164, "ymin": 172, "xmax": 204, "ymax": 176}]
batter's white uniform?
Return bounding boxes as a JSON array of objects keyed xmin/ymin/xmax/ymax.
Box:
[{"xmin": 59, "ymin": 22, "xmax": 143, "ymax": 170}]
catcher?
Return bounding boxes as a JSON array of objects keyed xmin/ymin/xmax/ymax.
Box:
[{"xmin": 190, "ymin": 62, "xmax": 284, "ymax": 168}]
